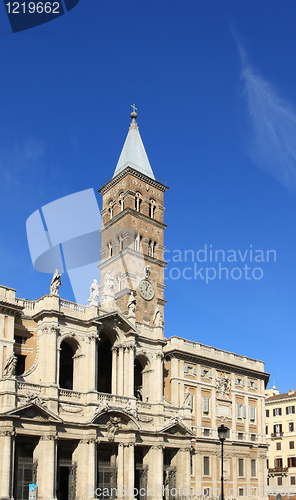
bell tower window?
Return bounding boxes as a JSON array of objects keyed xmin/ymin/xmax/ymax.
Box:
[
  {"xmin": 119, "ymin": 235, "xmax": 123, "ymax": 251},
  {"xmin": 149, "ymin": 199, "xmax": 156, "ymax": 218},
  {"xmin": 109, "ymin": 201, "xmax": 114, "ymax": 220},
  {"xmin": 108, "ymin": 244, "xmax": 113, "ymax": 257},
  {"xmin": 135, "ymin": 192, "xmax": 142, "ymax": 212},
  {"xmin": 148, "ymin": 241, "xmax": 155, "ymax": 257},
  {"xmin": 119, "ymin": 193, "xmax": 124, "ymax": 211},
  {"xmin": 134, "ymin": 234, "xmax": 141, "ymax": 251}
]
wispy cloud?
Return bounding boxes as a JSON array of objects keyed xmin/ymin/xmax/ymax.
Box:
[{"xmin": 236, "ymin": 37, "xmax": 296, "ymax": 192}]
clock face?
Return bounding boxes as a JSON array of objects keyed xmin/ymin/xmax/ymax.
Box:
[{"xmin": 138, "ymin": 279, "xmax": 155, "ymax": 301}]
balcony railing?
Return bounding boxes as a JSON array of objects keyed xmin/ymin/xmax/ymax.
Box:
[
  {"xmin": 268, "ymin": 467, "xmax": 289, "ymax": 475},
  {"xmin": 271, "ymin": 432, "xmax": 283, "ymax": 438}
]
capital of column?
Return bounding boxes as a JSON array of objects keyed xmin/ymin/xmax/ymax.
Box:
[
  {"xmin": 40, "ymin": 434, "xmax": 58, "ymax": 441},
  {"xmin": 151, "ymin": 445, "xmax": 163, "ymax": 450},
  {"xmin": 0, "ymin": 430, "xmax": 15, "ymax": 437}
]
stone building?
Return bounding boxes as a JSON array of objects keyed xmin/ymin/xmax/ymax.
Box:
[
  {"xmin": 0, "ymin": 110, "xmax": 269, "ymax": 500},
  {"xmin": 265, "ymin": 387, "xmax": 296, "ymax": 500}
]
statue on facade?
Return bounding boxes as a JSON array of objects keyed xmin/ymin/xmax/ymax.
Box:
[
  {"xmin": 88, "ymin": 278, "xmax": 100, "ymax": 306},
  {"xmin": 153, "ymin": 305, "xmax": 162, "ymax": 327},
  {"xmin": 2, "ymin": 353, "xmax": 17, "ymax": 378},
  {"xmin": 50, "ymin": 269, "xmax": 63, "ymax": 295},
  {"xmin": 182, "ymin": 387, "xmax": 191, "ymax": 407},
  {"xmin": 127, "ymin": 290, "xmax": 137, "ymax": 317},
  {"xmin": 106, "ymin": 416, "xmax": 120, "ymax": 441},
  {"xmin": 216, "ymin": 373, "xmax": 230, "ymax": 396},
  {"xmin": 104, "ymin": 271, "xmax": 115, "ymax": 291},
  {"xmin": 100, "ymin": 271, "xmax": 116, "ymax": 306}
]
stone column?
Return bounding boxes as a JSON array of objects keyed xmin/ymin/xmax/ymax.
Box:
[
  {"xmin": 128, "ymin": 344, "xmax": 135, "ymax": 397},
  {"xmin": 124, "ymin": 347, "xmax": 130, "ymax": 397},
  {"xmin": 170, "ymin": 357, "xmax": 179, "ymax": 406},
  {"xmin": 0, "ymin": 430, "xmax": 14, "ymax": 498},
  {"xmin": 74, "ymin": 438, "xmax": 96, "ymax": 500},
  {"xmin": 176, "ymin": 448, "xmax": 191, "ymax": 495},
  {"xmin": 34, "ymin": 435, "xmax": 57, "ymax": 500},
  {"xmin": 124, "ymin": 443, "xmax": 135, "ymax": 500},
  {"xmin": 146, "ymin": 446, "xmax": 163, "ymax": 500},
  {"xmin": 117, "ymin": 443, "xmax": 125, "ymax": 496},
  {"xmin": 111, "ymin": 347, "xmax": 118, "ymax": 395},
  {"xmin": 117, "ymin": 346, "xmax": 124, "ymax": 396},
  {"xmin": 124, "ymin": 344, "xmax": 135, "ymax": 397},
  {"xmin": 153, "ymin": 351, "xmax": 163, "ymax": 403},
  {"xmin": 87, "ymin": 333, "xmax": 98, "ymax": 393}
]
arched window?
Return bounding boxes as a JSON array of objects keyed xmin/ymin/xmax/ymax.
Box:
[
  {"xmin": 135, "ymin": 192, "xmax": 142, "ymax": 212},
  {"xmin": 119, "ymin": 193, "xmax": 124, "ymax": 212},
  {"xmin": 108, "ymin": 243, "xmax": 113, "ymax": 257},
  {"xmin": 97, "ymin": 333, "xmax": 112, "ymax": 394},
  {"xmin": 119, "ymin": 235, "xmax": 123, "ymax": 252},
  {"xmin": 59, "ymin": 341, "xmax": 75, "ymax": 390},
  {"xmin": 149, "ymin": 199, "xmax": 156, "ymax": 218},
  {"xmin": 148, "ymin": 240, "xmax": 155, "ymax": 257},
  {"xmin": 134, "ymin": 234, "xmax": 141, "ymax": 251},
  {"xmin": 109, "ymin": 201, "xmax": 114, "ymax": 220}
]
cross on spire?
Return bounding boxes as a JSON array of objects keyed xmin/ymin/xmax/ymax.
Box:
[{"xmin": 131, "ymin": 103, "xmax": 137, "ymax": 113}]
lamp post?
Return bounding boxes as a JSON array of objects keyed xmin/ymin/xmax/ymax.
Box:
[{"xmin": 218, "ymin": 424, "xmax": 228, "ymax": 500}]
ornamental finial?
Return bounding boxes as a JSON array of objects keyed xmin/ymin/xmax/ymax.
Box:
[{"xmin": 130, "ymin": 103, "xmax": 137, "ymax": 119}]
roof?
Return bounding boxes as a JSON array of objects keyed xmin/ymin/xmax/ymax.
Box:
[
  {"xmin": 266, "ymin": 391, "xmax": 296, "ymax": 402},
  {"xmin": 113, "ymin": 117, "xmax": 155, "ymax": 180}
]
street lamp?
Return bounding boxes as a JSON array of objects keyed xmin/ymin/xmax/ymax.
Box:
[{"xmin": 218, "ymin": 424, "xmax": 228, "ymax": 500}]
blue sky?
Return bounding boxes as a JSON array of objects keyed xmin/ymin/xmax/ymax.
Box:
[{"xmin": 1, "ymin": 0, "xmax": 296, "ymax": 392}]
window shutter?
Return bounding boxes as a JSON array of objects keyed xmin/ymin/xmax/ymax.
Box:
[
  {"xmin": 287, "ymin": 407, "xmax": 289, "ymax": 415},
  {"xmin": 273, "ymin": 409, "xmax": 276, "ymax": 417},
  {"xmin": 248, "ymin": 381, "xmax": 251, "ymax": 388},
  {"xmin": 242, "ymin": 380, "xmax": 245, "ymax": 387},
  {"xmin": 203, "ymin": 397, "xmax": 210, "ymax": 413},
  {"xmin": 254, "ymin": 382, "xmax": 258, "ymax": 389},
  {"xmin": 209, "ymin": 371, "xmax": 213, "ymax": 379},
  {"xmin": 201, "ymin": 369, "xmax": 205, "ymax": 377},
  {"xmin": 184, "ymin": 365, "xmax": 188, "ymax": 373},
  {"xmin": 235, "ymin": 378, "xmax": 238, "ymax": 385},
  {"xmin": 293, "ymin": 406, "xmax": 295, "ymax": 414},
  {"xmin": 279, "ymin": 408, "xmax": 282, "ymax": 416},
  {"xmin": 251, "ymin": 459, "xmax": 256, "ymax": 477},
  {"xmin": 193, "ymin": 367, "xmax": 197, "ymax": 375},
  {"xmin": 250, "ymin": 406, "xmax": 256, "ymax": 421},
  {"xmin": 190, "ymin": 394, "xmax": 194, "ymax": 410},
  {"xmin": 243, "ymin": 405, "xmax": 247, "ymax": 419}
]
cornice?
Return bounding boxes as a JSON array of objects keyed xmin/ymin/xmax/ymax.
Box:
[
  {"xmin": 100, "ymin": 207, "xmax": 167, "ymax": 231},
  {"xmin": 99, "ymin": 167, "xmax": 168, "ymax": 195},
  {"xmin": 98, "ymin": 248, "xmax": 167, "ymax": 270},
  {"xmin": 0, "ymin": 300, "xmax": 24, "ymax": 315},
  {"xmin": 165, "ymin": 349, "xmax": 270, "ymax": 382}
]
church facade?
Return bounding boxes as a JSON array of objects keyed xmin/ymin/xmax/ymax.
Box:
[{"xmin": 0, "ymin": 110, "xmax": 269, "ymax": 500}]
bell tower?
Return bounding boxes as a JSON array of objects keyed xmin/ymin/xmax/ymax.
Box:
[{"xmin": 99, "ymin": 107, "xmax": 168, "ymax": 327}]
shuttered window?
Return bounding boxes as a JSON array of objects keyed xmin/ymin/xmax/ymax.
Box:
[
  {"xmin": 203, "ymin": 397, "xmax": 210, "ymax": 415},
  {"xmin": 251, "ymin": 459, "xmax": 256, "ymax": 477},
  {"xmin": 203, "ymin": 456, "xmax": 210, "ymax": 476},
  {"xmin": 238, "ymin": 459, "xmax": 244, "ymax": 477}
]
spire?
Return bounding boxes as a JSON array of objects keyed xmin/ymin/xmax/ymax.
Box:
[{"xmin": 113, "ymin": 106, "xmax": 155, "ymax": 180}]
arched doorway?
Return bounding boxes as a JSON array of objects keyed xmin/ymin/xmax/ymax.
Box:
[
  {"xmin": 59, "ymin": 340, "xmax": 75, "ymax": 390},
  {"xmin": 97, "ymin": 333, "xmax": 112, "ymax": 394}
]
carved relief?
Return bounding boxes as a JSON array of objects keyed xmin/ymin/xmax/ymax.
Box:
[{"xmin": 106, "ymin": 416, "xmax": 121, "ymax": 441}]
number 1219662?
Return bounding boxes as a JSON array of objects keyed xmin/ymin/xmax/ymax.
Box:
[{"xmin": 6, "ymin": 2, "xmax": 60, "ymax": 13}]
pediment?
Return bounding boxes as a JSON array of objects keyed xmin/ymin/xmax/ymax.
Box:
[
  {"xmin": 159, "ymin": 418, "xmax": 195, "ymax": 437},
  {"xmin": 99, "ymin": 311, "xmax": 137, "ymax": 335},
  {"xmin": 2, "ymin": 402, "xmax": 62, "ymax": 423},
  {"xmin": 91, "ymin": 408, "xmax": 140, "ymax": 429}
]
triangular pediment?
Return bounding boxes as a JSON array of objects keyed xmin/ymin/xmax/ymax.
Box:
[
  {"xmin": 159, "ymin": 418, "xmax": 195, "ymax": 437},
  {"xmin": 99, "ymin": 311, "xmax": 138, "ymax": 335},
  {"xmin": 1, "ymin": 402, "xmax": 62, "ymax": 423}
]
